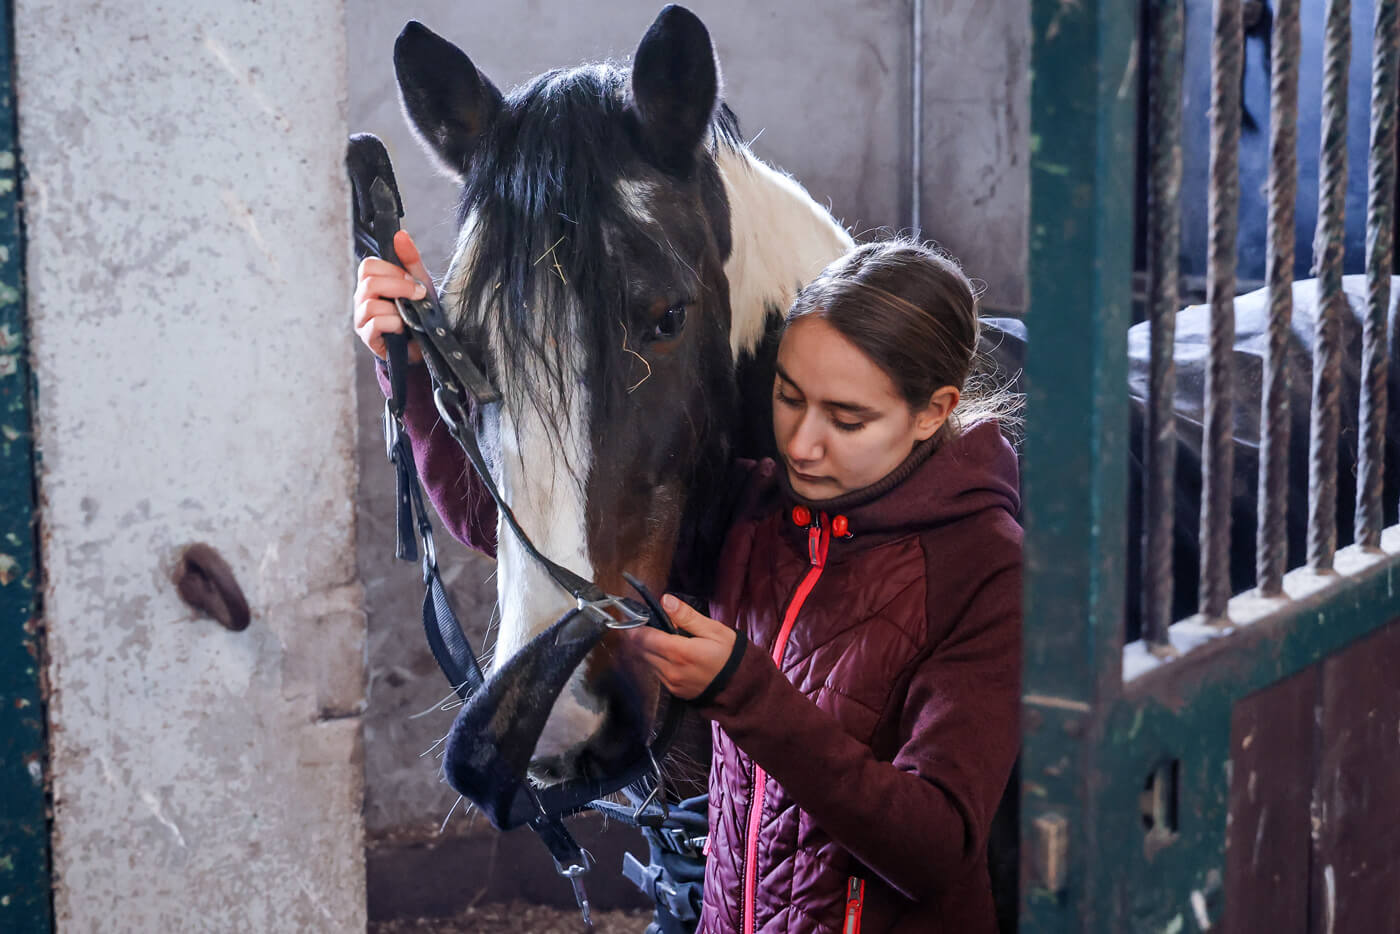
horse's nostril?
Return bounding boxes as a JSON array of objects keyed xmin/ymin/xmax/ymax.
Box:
[{"xmin": 530, "ymin": 756, "xmax": 568, "ymax": 785}]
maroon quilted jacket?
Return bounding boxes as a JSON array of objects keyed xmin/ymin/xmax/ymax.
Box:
[
  {"xmin": 376, "ymin": 361, "xmax": 1022, "ymax": 933},
  {"xmin": 695, "ymin": 425, "xmax": 1021, "ymax": 934}
]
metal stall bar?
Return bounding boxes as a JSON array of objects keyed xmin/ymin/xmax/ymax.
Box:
[
  {"xmin": 1200, "ymin": 0, "xmax": 1243, "ymax": 620},
  {"xmin": 0, "ymin": 0, "xmax": 49, "ymax": 927},
  {"xmin": 1021, "ymin": 0, "xmax": 1136, "ymax": 928},
  {"xmin": 1309, "ymin": 0, "xmax": 1352, "ymax": 570},
  {"xmin": 1359, "ymin": 0, "xmax": 1399, "ymax": 548},
  {"xmin": 1258, "ymin": 0, "xmax": 1302, "ymax": 596},
  {"xmin": 910, "ymin": 0, "xmax": 923, "ymax": 233},
  {"xmin": 1142, "ymin": 0, "xmax": 1184, "ymax": 650}
]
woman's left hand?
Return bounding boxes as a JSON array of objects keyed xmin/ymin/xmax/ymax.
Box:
[{"xmin": 623, "ymin": 594, "xmax": 738, "ymax": 700}]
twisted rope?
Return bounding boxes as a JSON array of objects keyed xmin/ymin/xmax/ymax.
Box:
[
  {"xmin": 1258, "ymin": 0, "xmax": 1300, "ymax": 594},
  {"xmin": 1201, "ymin": 0, "xmax": 1243, "ymax": 619},
  {"xmin": 1358, "ymin": 0, "xmax": 1398, "ymax": 549},
  {"xmin": 1308, "ymin": 0, "xmax": 1351, "ymax": 571},
  {"xmin": 1144, "ymin": 0, "xmax": 1184, "ymax": 647}
]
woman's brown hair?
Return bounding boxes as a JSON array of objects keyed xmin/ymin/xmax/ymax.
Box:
[{"xmin": 783, "ymin": 238, "xmax": 1022, "ymax": 443}]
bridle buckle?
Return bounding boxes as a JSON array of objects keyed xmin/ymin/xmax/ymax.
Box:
[{"xmin": 578, "ymin": 593, "xmax": 650, "ymax": 629}]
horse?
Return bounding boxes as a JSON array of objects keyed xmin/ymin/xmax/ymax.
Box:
[{"xmin": 392, "ymin": 5, "xmax": 852, "ymax": 786}]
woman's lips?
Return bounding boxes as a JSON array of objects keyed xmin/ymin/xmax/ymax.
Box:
[{"xmin": 789, "ymin": 465, "xmax": 829, "ymax": 484}]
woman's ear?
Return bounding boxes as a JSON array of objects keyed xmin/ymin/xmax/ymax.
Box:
[{"xmin": 914, "ymin": 386, "xmax": 960, "ymax": 441}]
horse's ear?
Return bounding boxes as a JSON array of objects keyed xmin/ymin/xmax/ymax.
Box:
[
  {"xmin": 628, "ymin": 5, "xmax": 719, "ymax": 174},
  {"xmin": 394, "ymin": 21, "xmax": 502, "ymax": 182}
]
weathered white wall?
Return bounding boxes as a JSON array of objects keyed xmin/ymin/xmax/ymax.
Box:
[
  {"xmin": 18, "ymin": 1, "xmax": 366, "ymax": 930},
  {"xmin": 920, "ymin": 0, "xmax": 1030, "ymax": 312}
]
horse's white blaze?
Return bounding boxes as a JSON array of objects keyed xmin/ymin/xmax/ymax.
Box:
[
  {"xmin": 715, "ymin": 143, "xmax": 854, "ymax": 360},
  {"xmin": 492, "ymin": 377, "xmax": 605, "ymax": 763},
  {"xmin": 443, "ymin": 211, "xmax": 606, "ymax": 766}
]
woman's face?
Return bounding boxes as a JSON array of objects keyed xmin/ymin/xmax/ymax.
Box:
[{"xmin": 773, "ymin": 316, "xmax": 957, "ymax": 501}]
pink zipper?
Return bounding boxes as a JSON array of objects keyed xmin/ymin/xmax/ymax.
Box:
[{"xmin": 742, "ymin": 514, "xmax": 830, "ymax": 934}]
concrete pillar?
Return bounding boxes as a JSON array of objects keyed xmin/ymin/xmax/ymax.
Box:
[{"xmin": 17, "ymin": 2, "xmax": 367, "ymax": 928}]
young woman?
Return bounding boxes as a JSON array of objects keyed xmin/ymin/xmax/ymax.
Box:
[{"xmin": 354, "ymin": 234, "xmax": 1023, "ymax": 934}]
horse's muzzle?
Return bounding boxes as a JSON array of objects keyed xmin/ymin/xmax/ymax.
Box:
[{"xmin": 440, "ymin": 609, "xmax": 664, "ymax": 830}]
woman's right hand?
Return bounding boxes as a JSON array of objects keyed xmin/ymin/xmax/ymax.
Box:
[{"xmin": 353, "ymin": 229, "xmax": 434, "ymax": 364}]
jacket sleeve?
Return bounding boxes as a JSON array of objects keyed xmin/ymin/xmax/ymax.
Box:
[
  {"xmin": 697, "ymin": 558, "xmax": 1021, "ymax": 901},
  {"xmin": 374, "ymin": 358, "xmax": 499, "ymax": 557}
]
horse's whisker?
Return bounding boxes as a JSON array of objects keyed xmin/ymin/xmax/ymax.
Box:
[
  {"xmin": 420, "ymin": 732, "xmax": 452, "ymax": 758},
  {"xmin": 407, "ymin": 683, "xmax": 473, "ymax": 720},
  {"xmin": 439, "ymin": 795, "xmax": 465, "ymax": 834}
]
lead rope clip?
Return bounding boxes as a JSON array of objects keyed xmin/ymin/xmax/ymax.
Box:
[{"xmin": 553, "ymin": 848, "xmax": 596, "ymax": 932}]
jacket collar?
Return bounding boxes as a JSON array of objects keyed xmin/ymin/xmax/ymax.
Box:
[
  {"xmin": 773, "ymin": 420, "xmax": 1021, "ymax": 545},
  {"xmin": 779, "ymin": 434, "xmax": 940, "ymax": 516}
]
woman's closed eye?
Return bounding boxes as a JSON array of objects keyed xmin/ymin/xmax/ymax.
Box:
[{"xmin": 777, "ymin": 387, "xmax": 866, "ymax": 432}]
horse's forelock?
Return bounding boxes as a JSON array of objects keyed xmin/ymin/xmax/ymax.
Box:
[{"xmin": 439, "ymin": 67, "xmax": 626, "ymax": 468}]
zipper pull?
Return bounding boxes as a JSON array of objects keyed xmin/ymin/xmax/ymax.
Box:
[
  {"xmin": 844, "ymin": 876, "xmax": 865, "ymax": 934},
  {"xmin": 808, "ymin": 513, "xmax": 832, "ymax": 566}
]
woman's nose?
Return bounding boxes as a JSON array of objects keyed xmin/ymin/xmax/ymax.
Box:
[{"xmin": 786, "ymin": 413, "xmax": 824, "ymax": 463}]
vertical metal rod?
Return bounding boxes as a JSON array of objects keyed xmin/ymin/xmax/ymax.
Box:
[
  {"xmin": 1201, "ymin": 0, "xmax": 1243, "ymax": 619},
  {"xmin": 1309, "ymin": 0, "xmax": 1351, "ymax": 571},
  {"xmin": 1143, "ymin": 0, "xmax": 1184, "ymax": 647},
  {"xmin": 1358, "ymin": 0, "xmax": 1398, "ymax": 549},
  {"xmin": 911, "ymin": 0, "xmax": 923, "ymax": 234},
  {"xmin": 1258, "ymin": 0, "xmax": 1302, "ymax": 595}
]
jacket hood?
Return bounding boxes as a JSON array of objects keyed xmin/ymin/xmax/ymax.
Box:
[{"xmin": 778, "ymin": 419, "xmax": 1021, "ymax": 538}]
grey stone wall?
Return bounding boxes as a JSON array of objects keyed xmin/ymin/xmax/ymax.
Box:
[
  {"xmin": 920, "ymin": 0, "xmax": 1030, "ymax": 313},
  {"xmin": 19, "ymin": 2, "xmax": 366, "ymax": 929}
]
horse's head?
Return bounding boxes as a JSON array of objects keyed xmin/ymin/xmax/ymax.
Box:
[{"xmin": 394, "ymin": 6, "xmax": 851, "ymax": 784}]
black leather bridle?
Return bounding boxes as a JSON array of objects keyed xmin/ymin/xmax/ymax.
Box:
[{"xmin": 347, "ymin": 133, "xmax": 690, "ymax": 931}]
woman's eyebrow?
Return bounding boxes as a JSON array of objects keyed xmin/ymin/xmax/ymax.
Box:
[
  {"xmin": 825, "ymin": 399, "xmax": 881, "ymax": 418},
  {"xmin": 775, "ymin": 362, "xmax": 881, "ymax": 417},
  {"xmin": 774, "ymin": 362, "xmax": 802, "ymax": 392}
]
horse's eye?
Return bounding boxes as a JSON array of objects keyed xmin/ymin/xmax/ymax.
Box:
[{"xmin": 651, "ymin": 304, "xmax": 687, "ymax": 342}]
